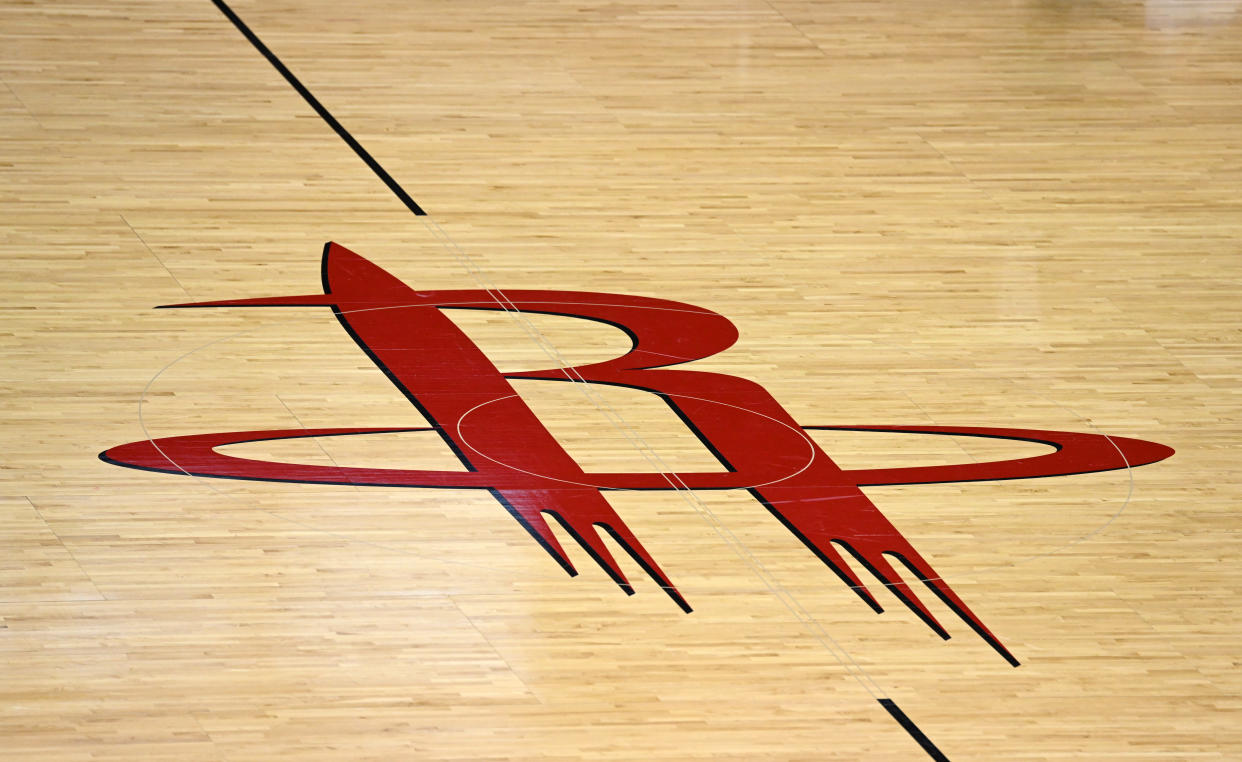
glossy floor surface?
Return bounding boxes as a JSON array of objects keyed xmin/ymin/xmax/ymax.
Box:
[{"xmin": 3, "ymin": 1, "xmax": 1241, "ymax": 760}]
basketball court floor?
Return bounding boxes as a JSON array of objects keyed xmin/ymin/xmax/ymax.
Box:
[{"xmin": 3, "ymin": 1, "xmax": 1240, "ymax": 759}]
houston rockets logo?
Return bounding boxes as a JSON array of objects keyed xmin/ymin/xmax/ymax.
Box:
[{"xmin": 101, "ymin": 242, "xmax": 1173, "ymax": 665}]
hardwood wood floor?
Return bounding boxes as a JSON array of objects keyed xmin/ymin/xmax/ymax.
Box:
[{"xmin": 2, "ymin": 1, "xmax": 1240, "ymax": 759}]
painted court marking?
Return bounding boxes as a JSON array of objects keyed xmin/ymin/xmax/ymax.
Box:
[{"xmin": 99, "ymin": 3, "xmax": 1178, "ymax": 759}]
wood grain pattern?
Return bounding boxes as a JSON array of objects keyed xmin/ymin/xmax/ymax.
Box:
[{"xmin": 2, "ymin": 0, "xmax": 1240, "ymax": 759}]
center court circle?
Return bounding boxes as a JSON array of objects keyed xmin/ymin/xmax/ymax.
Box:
[{"xmin": 453, "ymin": 391, "xmax": 819, "ymax": 490}]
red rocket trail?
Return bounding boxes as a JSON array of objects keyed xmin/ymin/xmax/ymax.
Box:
[{"xmin": 102, "ymin": 243, "xmax": 1174, "ymax": 668}]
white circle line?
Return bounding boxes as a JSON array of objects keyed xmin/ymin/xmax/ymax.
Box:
[{"xmin": 452, "ymin": 391, "xmax": 820, "ymax": 491}]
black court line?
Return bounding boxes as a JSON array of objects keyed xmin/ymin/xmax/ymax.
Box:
[
  {"xmin": 210, "ymin": 0, "xmax": 426, "ymax": 216},
  {"xmin": 881, "ymin": 699, "xmax": 951, "ymax": 761},
  {"xmin": 206, "ymin": 1, "xmax": 951, "ymax": 759}
]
